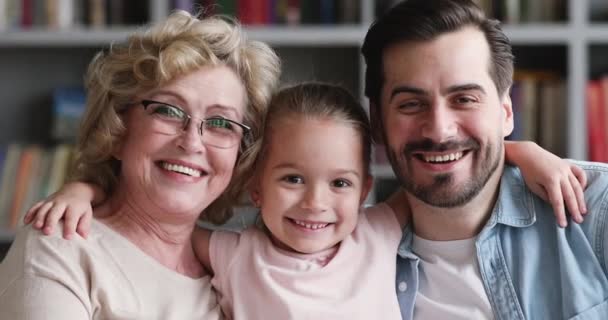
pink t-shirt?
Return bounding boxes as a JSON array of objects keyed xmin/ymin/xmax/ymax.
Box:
[{"xmin": 210, "ymin": 203, "xmax": 403, "ymax": 320}]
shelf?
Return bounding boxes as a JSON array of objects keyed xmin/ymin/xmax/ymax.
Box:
[
  {"xmin": 0, "ymin": 229, "xmax": 15, "ymax": 242},
  {"xmin": 0, "ymin": 27, "xmax": 138, "ymax": 47},
  {"xmin": 587, "ymin": 25, "xmax": 608, "ymax": 42},
  {"xmin": 0, "ymin": 25, "xmax": 367, "ymax": 47},
  {"xmin": 246, "ymin": 25, "xmax": 366, "ymax": 46},
  {"xmin": 1, "ymin": 24, "xmax": 585, "ymax": 47},
  {"xmin": 503, "ymin": 24, "xmax": 572, "ymax": 44}
]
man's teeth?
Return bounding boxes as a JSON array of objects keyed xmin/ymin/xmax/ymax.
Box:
[
  {"xmin": 162, "ymin": 162, "xmax": 202, "ymax": 177},
  {"xmin": 424, "ymin": 152, "xmax": 463, "ymax": 163},
  {"xmin": 293, "ymin": 219, "xmax": 329, "ymax": 230}
]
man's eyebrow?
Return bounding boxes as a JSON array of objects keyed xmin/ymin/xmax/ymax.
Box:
[
  {"xmin": 390, "ymin": 86, "xmax": 427, "ymax": 101},
  {"xmin": 445, "ymin": 83, "xmax": 486, "ymax": 95}
]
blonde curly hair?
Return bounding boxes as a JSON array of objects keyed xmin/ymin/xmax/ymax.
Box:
[{"xmin": 72, "ymin": 10, "xmax": 281, "ymax": 224}]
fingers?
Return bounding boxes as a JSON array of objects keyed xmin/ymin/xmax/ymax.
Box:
[
  {"xmin": 546, "ymin": 182, "xmax": 567, "ymax": 228},
  {"xmin": 569, "ymin": 171, "xmax": 587, "ymax": 215},
  {"xmin": 33, "ymin": 202, "xmax": 55, "ymax": 229},
  {"xmin": 42, "ymin": 203, "xmax": 68, "ymax": 236},
  {"xmin": 76, "ymin": 211, "xmax": 93, "ymax": 239},
  {"xmin": 561, "ymin": 177, "xmax": 583, "ymax": 224},
  {"xmin": 571, "ymin": 165, "xmax": 588, "ymax": 190},
  {"xmin": 63, "ymin": 207, "xmax": 79, "ymax": 240},
  {"xmin": 23, "ymin": 201, "xmax": 45, "ymax": 225}
]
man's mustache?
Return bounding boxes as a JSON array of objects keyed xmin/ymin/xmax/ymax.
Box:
[{"xmin": 403, "ymin": 138, "xmax": 480, "ymax": 154}]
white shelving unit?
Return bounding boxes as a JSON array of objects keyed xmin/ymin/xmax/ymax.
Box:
[{"xmin": 0, "ymin": 0, "xmax": 605, "ymax": 246}]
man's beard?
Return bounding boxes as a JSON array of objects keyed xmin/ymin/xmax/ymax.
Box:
[{"xmin": 387, "ymin": 138, "xmax": 502, "ymax": 208}]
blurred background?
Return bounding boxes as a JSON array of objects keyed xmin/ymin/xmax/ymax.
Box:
[{"xmin": 0, "ymin": 0, "xmax": 606, "ymax": 259}]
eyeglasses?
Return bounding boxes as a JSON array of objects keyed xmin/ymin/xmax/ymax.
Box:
[{"xmin": 140, "ymin": 100, "xmax": 251, "ymax": 149}]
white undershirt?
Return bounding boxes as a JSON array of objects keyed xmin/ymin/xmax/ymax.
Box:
[{"xmin": 412, "ymin": 234, "xmax": 494, "ymax": 320}]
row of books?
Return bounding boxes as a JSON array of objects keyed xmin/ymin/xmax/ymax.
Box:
[
  {"xmin": 0, "ymin": 0, "xmax": 149, "ymax": 30},
  {"xmin": 509, "ymin": 71, "xmax": 566, "ymax": 156},
  {"xmin": 587, "ymin": 77, "xmax": 608, "ymax": 162},
  {"xmin": 473, "ymin": 0, "xmax": 567, "ymax": 23},
  {"xmin": 184, "ymin": 0, "xmax": 360, "ymax": 25},
  {"xmin": 0, "ymin": 144, "xmax": 75, "ymax": 231}
]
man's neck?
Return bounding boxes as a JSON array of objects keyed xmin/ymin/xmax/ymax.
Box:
[{"xmin": 408, "ymin": 168, "xmax": 503, "ymax": 241}]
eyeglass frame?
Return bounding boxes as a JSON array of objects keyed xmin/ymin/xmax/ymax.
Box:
[{"xmin": 140, "ymin": 99, "xmax": 252, "ymax": 149}]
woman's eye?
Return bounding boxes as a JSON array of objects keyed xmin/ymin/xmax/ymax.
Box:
[
  {"xmin": 205, "ymin": 117, "xmax": 234, "ymax": 131},
  {"xmin": 331, "ymin": 179, "xmax": 352, "ymax": 188},
  {"xmin": 283, "ymin": 175, "xmax": 304, "ymax": 184},
  {"xmin": 152, "ymin": 104, "xmax": 185, "ymax": 119}
]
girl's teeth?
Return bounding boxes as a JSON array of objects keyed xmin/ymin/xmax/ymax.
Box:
[
  {"xmin": 293, "ymin": 219, "xmax": 329, "ymax": 230},
  {"xmin": 161, "ymin": 162, "xmax": 202, "ymax": 177},
  {"xmin": 424, "ymin": 152, "xmax": 463, "ymax": 163}
]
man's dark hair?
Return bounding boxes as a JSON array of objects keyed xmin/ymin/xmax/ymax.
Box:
[{"xmin": 361, "ymin": 0, "xmax": 514, "ymax": 108}]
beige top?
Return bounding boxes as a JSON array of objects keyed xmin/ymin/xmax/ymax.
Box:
[
  {"xmin": 0, "ymin": 220, "xmax": 222, "ymax": 320},
  {"xmin": 210, "ymin": 203, "xmax": 403, "ymax": 320}
]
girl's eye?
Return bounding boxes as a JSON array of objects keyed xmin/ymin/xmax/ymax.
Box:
[
  {"xmin": 331, "ymin": 179, "xmax": 352, "ymax": 188},
  {"xmin": 283, "ymin": 175, "xmax": 304, "ymax": 184}
]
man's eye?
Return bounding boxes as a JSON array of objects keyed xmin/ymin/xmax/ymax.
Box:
[
  {"xmin": 283, "ymin": 175, "xmax": 304, "ymax": 184},
  {"xmin": 454, "ymin": 96, "xmax": 476, "ymax": 105},
  {"xmin": 397, "ymin": 100, "xmax": 423, "ymax": 113},
  {"xmin": 331, "ymin": 179, "xmax": 352, "ymax": 188}
]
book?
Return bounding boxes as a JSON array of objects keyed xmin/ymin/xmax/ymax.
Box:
[
  {"xmin": 23, "ymin": 148, "xmax": 52, "ymax": 220},
  {"xmin": 88, "ymin": 0, "xmax": 106, "ymax": 28},
  {"xmin": 0, "ymin": 144, "xmax": 22, "ymax": 227},
  {"xmin": 51, "ymin": 87, "xmax": 86, "ymax": 142},
  {"xmin": 538, "ymin": 80, "xmax": 566, "ymax": 155},
  {"xmin": 8, "ymin": 146, "xmax": 39, "ymax": 228},
  {"xmin": 238, "ymin": 0, "xmax": 269, "ymax": 25},
  {"xmin": 337, "ymin": 0, "xmax": 358, "ymax": 24},
  {"xmin": 586, "ymin": 80, "xmax": 606, "ymax": 162},
  {"xmin": 45, "ymin": 144, "xmax": 74, "ymax": 196},
  {"xmin": 215, "ymin": 0, "xmax": 236, "ymax": 16}
]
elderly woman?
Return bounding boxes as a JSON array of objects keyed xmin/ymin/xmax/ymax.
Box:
[{"xmin": 0, "ymin": 11, "xmax": 280, "ymax": 319}]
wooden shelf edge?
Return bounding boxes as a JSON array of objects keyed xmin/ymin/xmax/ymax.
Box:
[
  {"xmin": 0, "ymin": 229, "xmax": 15, "ymax": 242},
  {"xmin": 0, "ymin": 25, "xmax": 368, "ymax": 47}
]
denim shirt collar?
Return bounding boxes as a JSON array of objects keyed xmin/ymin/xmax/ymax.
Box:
[{"xmin": 397, "ymin": 165, "xmax": 537, "ymax": 258}]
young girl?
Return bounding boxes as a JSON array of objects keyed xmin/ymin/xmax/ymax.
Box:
[{"xmin": 25, "ymin": 83, "xmax": 587, "ymax": 319}]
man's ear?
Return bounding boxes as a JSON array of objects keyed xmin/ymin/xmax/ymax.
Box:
[
  {"xmin": 369, "ymin": 101, "xmax": 385, "ymax": 145},
  {"xmin": 360, "ymin": 174, "xmax": 374, "ymax": 205},
  {"xmin": 501, "ymin": 91, "xmax": 514, "ymax": 138}
]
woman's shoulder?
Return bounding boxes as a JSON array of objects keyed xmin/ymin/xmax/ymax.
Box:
[{"xmin": 3, "ymin": 220, "xmax": 119, "ymax": 274}]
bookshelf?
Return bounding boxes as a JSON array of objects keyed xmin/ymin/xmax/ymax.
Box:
[{"xmin": 0, "ymin": 0, "xmax": 606, "ymax": 256}]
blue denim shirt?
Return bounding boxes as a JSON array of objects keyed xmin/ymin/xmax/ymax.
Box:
[{"xmin": 396, "ymin": 162, "xmax": 608, "ymax": 320}]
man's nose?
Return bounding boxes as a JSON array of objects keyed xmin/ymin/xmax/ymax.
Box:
[{"xmin": 420, "ymin": 102, "xmax": 458, "ymax": 142}]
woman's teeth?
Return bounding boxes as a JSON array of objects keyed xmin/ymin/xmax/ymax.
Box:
[
  {"xmin": 424, "ymin": 152, "xmax": 463, "ymax": 163},
  {"xmin": 161, "ymin": 162, "xmax": 202, "ymax": 177}
]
